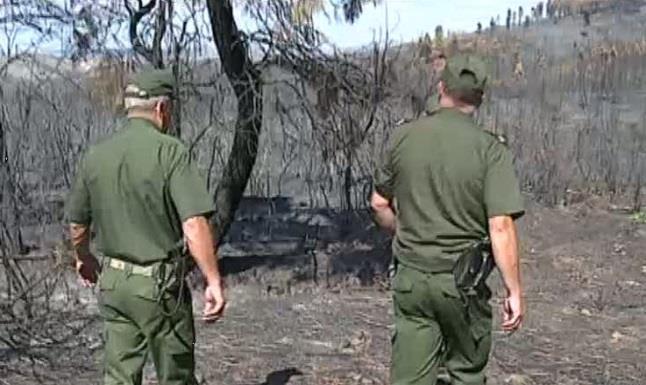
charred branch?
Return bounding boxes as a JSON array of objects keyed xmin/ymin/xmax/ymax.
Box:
[{"xmin": 124, "ymin": 0, "xmax": 165, "ymax": 68}]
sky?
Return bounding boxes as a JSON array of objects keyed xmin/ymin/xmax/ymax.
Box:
[
  {"xmin": 6, "ymin": 0, "xmax": 541, "ymax": 56},
  {"xmin": 310, "ymin": 0, "xmax": 541, "ymax": 48}
]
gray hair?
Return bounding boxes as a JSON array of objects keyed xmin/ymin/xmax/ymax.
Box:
[{"xmin": 123, "ymin": 84, "xmax": 170, "ymax": 112}]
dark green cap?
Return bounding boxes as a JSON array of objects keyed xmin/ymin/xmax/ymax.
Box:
[
  {"xmin": 440, "ymin": 54, "xmax": 489, "ymax": 95},
  {"xmin": 125, "ymin": 68, "xmax": 175, "ymax": 98}
]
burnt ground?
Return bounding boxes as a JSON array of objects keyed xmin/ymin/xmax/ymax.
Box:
[{"xmin": 2, "ymin": 199, "xmax": 646, "ymax": 385}]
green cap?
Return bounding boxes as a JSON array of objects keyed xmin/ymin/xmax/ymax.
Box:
[
  {"xmin": 125, "ymin": 68, "xmax": 175, "ymax": 99},
  {"xmin": 440, "ymin": 55, "xmax": 489, "ymax": 95}
]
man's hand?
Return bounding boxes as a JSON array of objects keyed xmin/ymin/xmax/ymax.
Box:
[
  {"xmin": 69, "ymin": 223, "xmax": 98, "ymax": 287},
  {"xmin": 501, "ymin": 290, "xmax": 524, "ymax": 332},
  {"xmin": 370, "ymin": 191, "xmax": 396, "ymax": 234},
  {"xmin": 75, "ymin": 254, "xmax": 100, "ymax": 287},
  {"xmin": 202, "ymin": 281, "xmax": 226, "ymax": 322}
]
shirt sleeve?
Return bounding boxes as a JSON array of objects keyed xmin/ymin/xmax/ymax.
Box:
[
  {"xmin": 66, "ymin": 156, "xmax": 92, "ymax": 225},
  {"xmin": 484, "ymin": 141, "xmax": 525, "ymax": 219},
  {"xmin": 373, "ymin": 149, "xmax": 395, "ymax": 201},
  {"xmin": 168, "ymin": 146, "xmax": 215, "ymax": 222}
]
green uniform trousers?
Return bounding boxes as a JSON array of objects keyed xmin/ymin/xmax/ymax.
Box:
[
  {"xmin": 390, "ymin": 264, "xmax": 492, "ymax": 385},
  {"xmin": 98, "ymin": 264, "xmax": 197, "ymax": 385}
]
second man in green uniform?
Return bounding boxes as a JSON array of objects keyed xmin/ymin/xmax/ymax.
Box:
[{"xmin": 371, "ymin": 55, "xmax": 525, "ymax": 385}]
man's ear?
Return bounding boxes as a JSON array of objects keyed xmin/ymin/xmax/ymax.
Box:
[
  {"xmin": 155, "ymin": 99, "xmax": 170, "ymax": 116},
  {"xmin": 434, "ymin": 58, "xmax": 446, "ymax": 72},
  {"xmin": 154, "ymin": 100, "xmax": 164, "ymax": 117}
]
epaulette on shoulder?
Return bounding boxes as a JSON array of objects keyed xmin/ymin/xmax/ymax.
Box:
[
  {"xmin": 424, "ymin": 108, "xmax": 440, "ymax": 117},
  {"xmin": 395, "ymin": 118, "xmax": 412, "ymax": 126},
  {"xmin": 485, "ymin": 130, "xmax": 509, "ymax": 146},
  {"xmin": 396, "ymin": 110, "xmax": 438, "ymax": 126}
]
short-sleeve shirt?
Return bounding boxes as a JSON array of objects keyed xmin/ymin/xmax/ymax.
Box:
[
  {"xmin": 66, "ymin": 118, "xmax": 214, "ymax": 265},
  {"xmin": 374, "ymin": 108, "xmax": 524, "ymax": 273}
]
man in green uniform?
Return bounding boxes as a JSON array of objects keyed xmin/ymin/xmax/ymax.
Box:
[
  {"xmin": 66, "ymin": 69, "xmax": 226, "ymax": 385},
  {"xmin": 371, "ymin": 55, "xmax": 525, "ymax": 385}
]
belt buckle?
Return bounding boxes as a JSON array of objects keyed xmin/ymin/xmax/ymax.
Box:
[{"xmin": 110, "ymin": 259, "xmax": 126, "ymax": 270}]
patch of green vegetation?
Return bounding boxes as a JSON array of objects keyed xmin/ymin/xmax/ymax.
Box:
[{"xmin": 629, "ymin": 211, "xmax": 646, "ymax": 224}]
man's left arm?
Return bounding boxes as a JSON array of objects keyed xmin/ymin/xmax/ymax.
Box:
[
  {"xmin": 69, "ymin": 223, "xmax": 99, "ymax": 287},
  {"xmin": 371, "ymin": 142, "xmax": 397, "ymax": 234},
  {"xmin": 370, "ymin": 192, "xmax": 396, "ymax": 234}
]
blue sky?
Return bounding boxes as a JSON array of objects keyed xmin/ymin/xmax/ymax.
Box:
[
  {"xmin": 6, "ymin": 0, "xmax": 540, "ymax": 55},
  {"xmin": 311, "ymin": 0, "xmax": 541, "ymax": 48}
]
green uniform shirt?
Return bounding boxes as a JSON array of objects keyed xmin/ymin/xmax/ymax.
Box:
[
  {"xmin": 375, "ymin": 108, "xmax": 524, "ymax": 273},
  {"xmin": 66, "ymin": 118, "xmax": 214, "ymax": 265}
]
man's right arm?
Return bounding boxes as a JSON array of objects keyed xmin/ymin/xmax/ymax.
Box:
[
  {"xmin": 182, "ymin": 216, "xmax": 221, "ymax": 286},
  {"xmin": 489, "ymin": 216, "xmax": 521, "ymax": 295},
  {"xmin": 483, "ymin": 140, "xmax": 525, "ymax": 332},
  {"xmin": 182, "ymin": 215, "xmax": 225, "ymax": 322},
  {"xmin": 489, "ymin": 215, "xmax": 523, "ymax": 332},
  {"xmin": 168, "ymin": 145, "xmax": 225, "ymax": 321}
]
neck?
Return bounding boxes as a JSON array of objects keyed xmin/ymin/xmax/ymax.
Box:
[
  {"xmin": 127, "ymin": 112, "xmax": 163, "ymax": 131},
  {"xmin": 439, "ymin": 97, "xmax": 476, "ymax": 116}
]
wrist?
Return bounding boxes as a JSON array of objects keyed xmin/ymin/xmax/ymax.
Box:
[
  {"xmin": 75, "ymin": 252, "xmax": 91, "ymax": 262},
  {"xmin": 506, "ymin": 286, "xmax": 522, "ymax": 297},
  {"xmin": 205, "ymin": 275, "xmax": 222, "ymax": 288}
]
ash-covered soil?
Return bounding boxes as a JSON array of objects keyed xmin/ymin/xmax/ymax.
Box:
[{"xmin": 2, "ymin": 200, "xmax": 646, "ymax": 385}]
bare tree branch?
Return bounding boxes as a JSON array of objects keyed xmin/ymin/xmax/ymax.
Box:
[
  {"xmin": 124, "ymin": 0, "xmax": 159, "ymax": 66},
  {"xmin": 151, "ymin": 0, "xmax": 166, "ymax": 68}
]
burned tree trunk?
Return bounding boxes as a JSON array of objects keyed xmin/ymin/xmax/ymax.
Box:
[{"xmin": 206, "ymin": 0, "xmax": 263, "ymax": 245}]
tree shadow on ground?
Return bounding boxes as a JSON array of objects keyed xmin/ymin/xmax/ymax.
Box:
[
  {"xmin": 254, "ymin": 367, "xmax": 303, "ymax": 385},
  {"xmin": 217, "ymin": 198, "xmax": 392, "ymax": 285},
  {"xmin": 220, "ymin": 254, "xmax": 308, "ymax": 277},
  {"xmin": 217, "ymin": 246, "xmax": 391, "ymax": 289}
]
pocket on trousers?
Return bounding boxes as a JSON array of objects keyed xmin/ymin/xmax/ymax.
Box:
[
  {"xmin": 98, "ymin": 268, "xmax": 118, "ymax": 292},
  {"xmin": 392, "ymin": 266, "xmax": 414, "ymax": 293},
  {"xmin": 392, "ymin": 266, "xmax": 421, "ymax": 319},
  {"xmin": 438, "ymin": 273, "xmax": 461, "ymax": 299},
  {"xmin": 130, "ymin": 275, "xmax": 158, "ymax": 301},
  {"xmin": 97, "ymin": 268, "xmax": 119, "ymax": 319}
]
